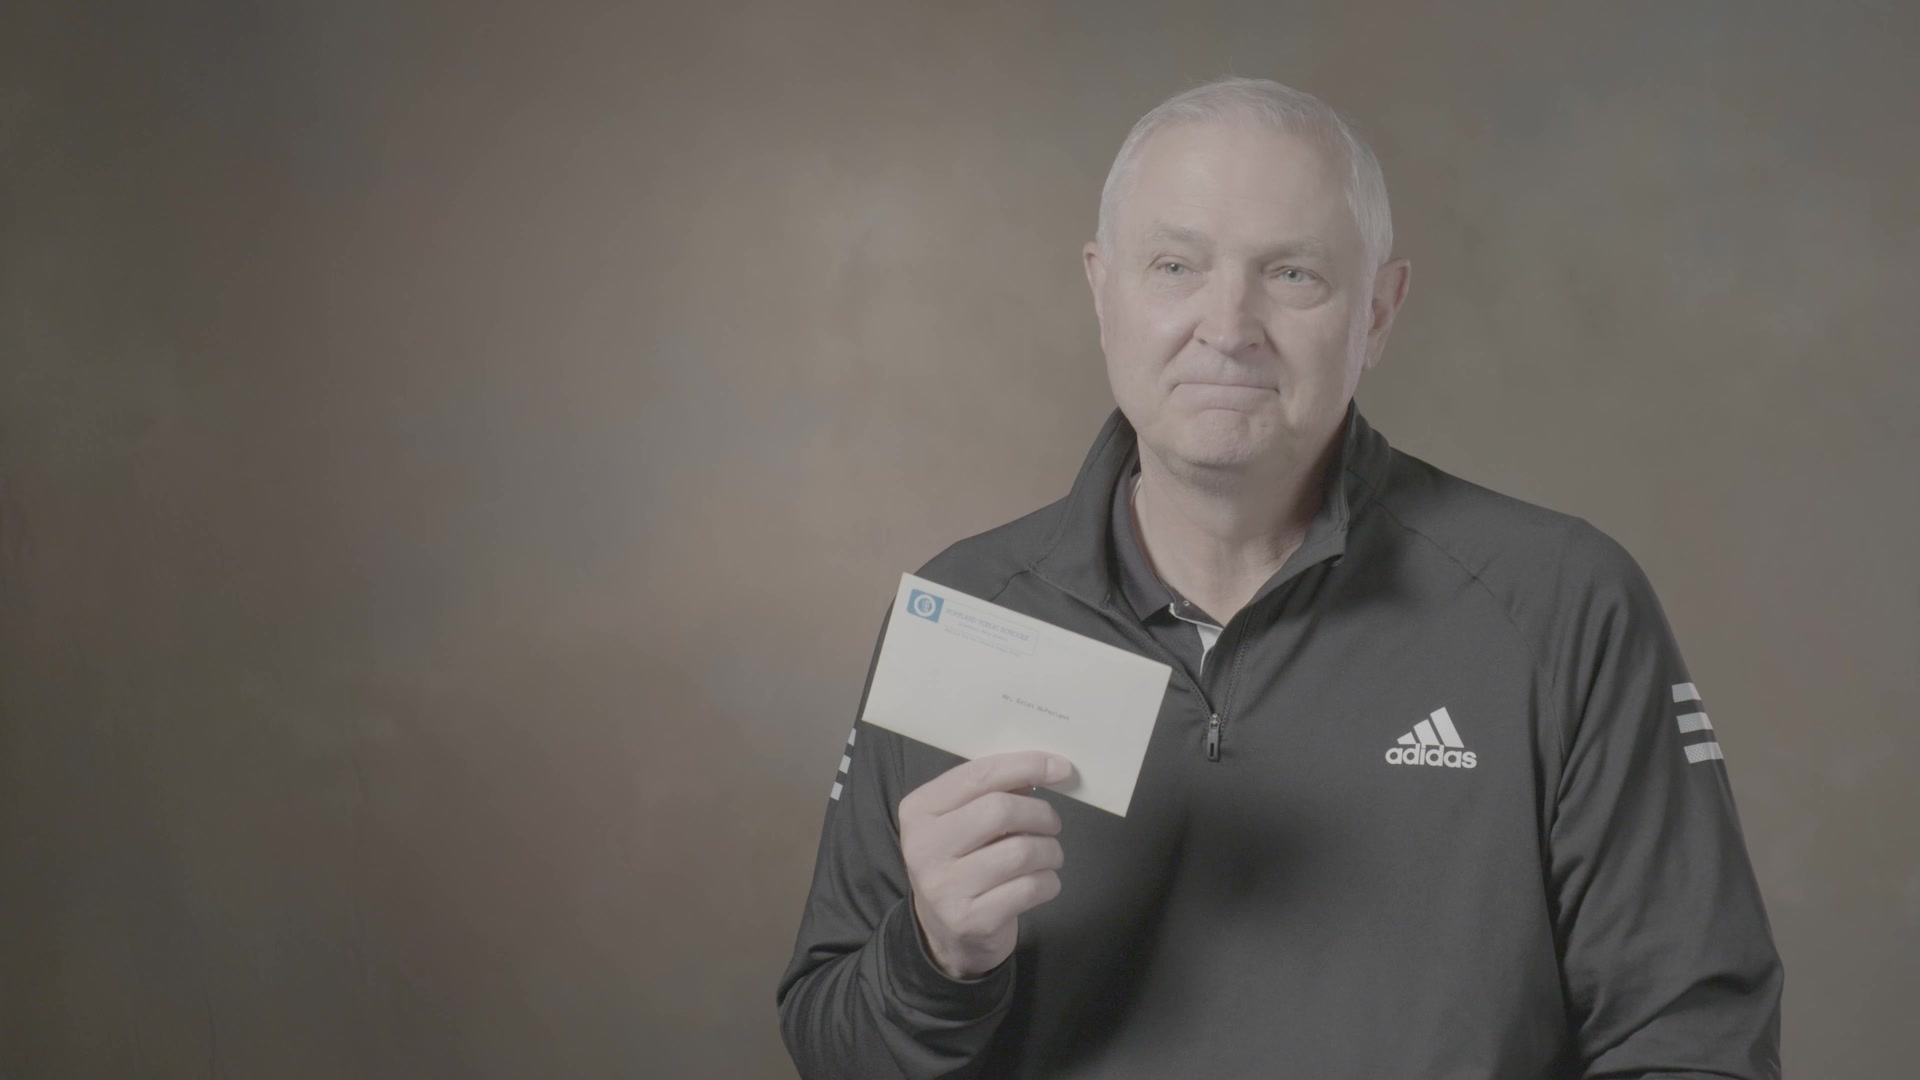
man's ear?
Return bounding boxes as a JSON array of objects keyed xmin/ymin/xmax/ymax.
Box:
[
  {"xmin": 1082, "ymin": 240, "xmax": 1108, "ymax": 346},
  {"xmin": 1082, "ymin": 242, "xmax": 1113, "ymax": 326},
  {"xmin": 1363, "ymin": 256, "xmax": 1412, "ymax": 371}
]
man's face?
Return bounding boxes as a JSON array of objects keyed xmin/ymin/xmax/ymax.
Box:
[{"xmin": 1083, "ymin": 118, "xmax": 1408, "ymax": 478}]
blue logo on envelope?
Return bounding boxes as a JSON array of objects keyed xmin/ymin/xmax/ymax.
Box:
[{"xmin": 906, "ymin": 589, "xmax": 944, "ymax": 622}]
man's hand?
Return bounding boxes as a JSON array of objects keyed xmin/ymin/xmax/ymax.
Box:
[{"xmin": 898, "ymin": 751, "xmax": 1072, "ymax": 981}]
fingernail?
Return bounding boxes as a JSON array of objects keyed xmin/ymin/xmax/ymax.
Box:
[{"xmin": 1046, "ymin": 756, "xmax": 1071, "ymax": 782}]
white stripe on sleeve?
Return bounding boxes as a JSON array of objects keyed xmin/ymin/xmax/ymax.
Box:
[{"xmin": 1684, "ymin": 741, "xmax": 1725, "ymax": 765}]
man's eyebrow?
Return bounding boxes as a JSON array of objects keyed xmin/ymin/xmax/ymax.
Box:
[{"xmin": 1139, "ymin": 223, "xmax": 1334, "ymax": 261}]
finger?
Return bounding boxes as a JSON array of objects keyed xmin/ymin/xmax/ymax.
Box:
[
  {"xmin": 968, "ymin": 868, "xmax": 1063, "ymax": 928},
  {"xmin": 928, "ymin": 790, "xmax": 1062, "ymax": 860},
  {"xmin": 904, "ymin": 751, "xmax": 1073, "ymax": 818},
  {"xmin": 948, "ymin": 833, "xmax": 1065, "ymax": 901}
]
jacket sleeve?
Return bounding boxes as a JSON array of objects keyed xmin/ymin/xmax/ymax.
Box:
[
  {"xmin": 775, "ymin": 604, "xmax": 1016, "ymax": 1079},
  {"xmin": 1547, "ymin": 523, "xmax": 1784, "ymax": 1079}
]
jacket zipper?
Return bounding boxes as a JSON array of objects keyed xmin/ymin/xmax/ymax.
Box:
[
  {"xmin": 1093, "ymin": 596, "xmax": 1222, "ymax": 761},
  {"xmin": 1046, "ymin": 546, "xmax": 1326, "ymax": 764}
]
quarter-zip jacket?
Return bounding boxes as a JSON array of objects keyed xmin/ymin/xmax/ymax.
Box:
[{"xmin": 777, "ymin": 400, "xmax": 1783, "ymax": 1079}]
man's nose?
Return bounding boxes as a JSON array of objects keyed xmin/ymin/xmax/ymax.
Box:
[{"xmin": 1194, "ymin": 271, "xmax": 1262, "ymax": 356}]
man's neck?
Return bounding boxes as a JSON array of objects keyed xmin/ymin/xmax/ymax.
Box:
[{"xmin": 1129, "ymin": 430, "xmax": 1337, "ymax": 626}]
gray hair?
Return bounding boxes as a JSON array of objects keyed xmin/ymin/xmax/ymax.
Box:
[{"xmin": 1094, "ymin": 76, "xmax": 1393, "ymax": 274}]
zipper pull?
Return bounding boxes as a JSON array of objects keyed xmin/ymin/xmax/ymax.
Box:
[{"xmin": 1206, "ymin": 712, "xmax": 1221, "ymax": 762}]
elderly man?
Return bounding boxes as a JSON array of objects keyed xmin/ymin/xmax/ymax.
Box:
[{"xmin": 777, "ymin": 76, "xmax": 1783, "ymax": 1078}]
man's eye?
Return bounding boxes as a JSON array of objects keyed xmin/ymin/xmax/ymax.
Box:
[
  {"xmin": 1275, "ymin": 267, "xmax": 1315, "ymax": 284},
  {"xmin": 1157, "ymin": 261, "xmax": 1188, "ymax": 276}
]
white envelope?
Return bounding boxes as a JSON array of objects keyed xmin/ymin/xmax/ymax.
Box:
[{"xmin": 860, "ymin": 572, "xmax": 1173, "ymax": 816}]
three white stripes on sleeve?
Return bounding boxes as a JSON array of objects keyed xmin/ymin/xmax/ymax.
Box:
[
  {"xmin": 1672, "ymin": 682, "xmax": 1725, "ymax": 764},
  {"xmin": 829, "ymin": 727, "xmax": 856, "ymax": 800}
]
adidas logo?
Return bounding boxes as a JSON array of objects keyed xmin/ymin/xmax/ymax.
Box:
[{"xmin": 1383, "ymin": 707, "xmax": 1478, "ymax": 769}]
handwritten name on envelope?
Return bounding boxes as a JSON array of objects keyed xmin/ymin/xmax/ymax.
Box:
[{"xmin": 860, "ymin": 573, "xmax": 1173, "ymax": 816}]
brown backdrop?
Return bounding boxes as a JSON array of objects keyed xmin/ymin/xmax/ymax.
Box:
[{"xmin": 3, "ymin": 2, "xmax": 1915, "ymax": 1076}]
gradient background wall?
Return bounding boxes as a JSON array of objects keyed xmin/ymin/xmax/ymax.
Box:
[{"xmin": 3, "ymin": 2, "xmax": 1915, "ymax": 1077}]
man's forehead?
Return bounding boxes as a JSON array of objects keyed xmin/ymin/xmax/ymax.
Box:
[
  {"xmin": 1136, "ymin": 220, "xmax": 1336, "ymax": 260},
  {"xmin": 1133, "ymin": 118, "xmax": 1340, "ymax": 189},
  {"xmin": 1118, "ymin": 122, "xmax": 1353, "ymax": 255}
]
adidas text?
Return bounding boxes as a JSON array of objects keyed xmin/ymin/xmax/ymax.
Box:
[{"xmin": 1383, "ymin": 746, "xmax": 1478, "ymax": 768}]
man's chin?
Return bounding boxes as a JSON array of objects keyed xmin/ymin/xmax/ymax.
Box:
[{"xmin": 1168, "ymin": 423, "xmax": 1267, "ymax": 471}]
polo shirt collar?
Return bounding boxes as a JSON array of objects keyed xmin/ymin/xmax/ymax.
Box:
[
  {"xmin": 1111, "ymin": 459, "xmax": 1224, "ymax": 626},
  {"xmin": 1031, "ymin": 397, "xmax": 1392, "ymax": 616}
]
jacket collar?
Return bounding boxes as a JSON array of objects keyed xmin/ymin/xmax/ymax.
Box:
[{"xmin": 1029, "ymin": 397, "xmax": 1393, "ymax": 614}]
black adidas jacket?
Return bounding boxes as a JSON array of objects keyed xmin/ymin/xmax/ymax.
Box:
[{"xmin": 776, "ymin": 401, "xmax": 1783, "ymax": 1078}]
